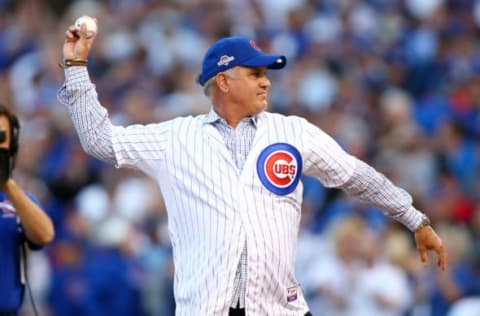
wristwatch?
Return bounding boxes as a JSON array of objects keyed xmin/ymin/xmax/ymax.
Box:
[
  {"xmin": 416, "ymin": 213, "xmax": 431, "ymax": 230},
  {"xmin": 58, "ymin": 58, "xmax": 88, "ymax": 69}
]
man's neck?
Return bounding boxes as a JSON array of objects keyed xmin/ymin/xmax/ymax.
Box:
[{"xmin": 213, "ymin": 105, "xmax": 254, "ymax": 128}]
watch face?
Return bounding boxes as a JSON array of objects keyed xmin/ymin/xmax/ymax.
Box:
[{"xmin": 421, "ymin": 215, "xmax": 430, "ymax": 227}]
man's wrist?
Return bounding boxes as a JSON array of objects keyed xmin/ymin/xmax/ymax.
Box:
[
  {"xmin": 415, "ymin": 213, "xmax": 431, "ymax": 231},
  {"xmin": 59, "ymin": 58, "xmax": 88, "ymax": 69}
]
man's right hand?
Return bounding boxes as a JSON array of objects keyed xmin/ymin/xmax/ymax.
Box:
[{"xmin": 63, "ymin": 19, "xmax": 97, "ymax": 61}]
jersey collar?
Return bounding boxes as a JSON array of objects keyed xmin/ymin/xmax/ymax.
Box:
[{"xmin": 203, "ymin": 107, "xmax": 258, "ymax": 127}]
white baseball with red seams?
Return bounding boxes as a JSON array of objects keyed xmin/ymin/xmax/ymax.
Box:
[{"xmin": 74, "ymin": 16, "xmax": 97, "ymax": 38}]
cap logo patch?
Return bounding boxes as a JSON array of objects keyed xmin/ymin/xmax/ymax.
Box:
[
  {"xmin": 257, "ymin": 143, "xmax": 302, "ymax": 195},
  {"xmin": 217, "ymin": 55, "xmax": 235, "ymax": 67}
]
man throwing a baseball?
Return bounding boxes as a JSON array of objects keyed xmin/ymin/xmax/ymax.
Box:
[{"xmin": 58, "ymin": 20, "xmax": 447, "ymax": 316}]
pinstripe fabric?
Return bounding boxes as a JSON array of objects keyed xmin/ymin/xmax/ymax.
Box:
[
  {"xmin": 58, "ymin": 67, "xmax": 425, "ymax": 315},
  {"xmin": 209, "ymin": 113, "xmax": 256, "ymax": 309}
]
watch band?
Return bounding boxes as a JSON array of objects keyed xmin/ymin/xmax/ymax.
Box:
[
  {"xmin": 58, "ymin": 59, "xmax": 88, "ymax": 69},
  {"xmin": 416, "ymin": 214, "xmax": 431, "ymax": 230}
]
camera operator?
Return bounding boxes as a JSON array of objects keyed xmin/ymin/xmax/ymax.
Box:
[{"xmin": 0, "ymin": 104, "xmax": 54, "ymax": 316}]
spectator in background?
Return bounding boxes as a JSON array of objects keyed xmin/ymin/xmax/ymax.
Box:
[
  {"xmin": 349, "ymin": 228, "xmax": 411, "ymax": 316},
  {"xmin": 0, "ymin": 104, "xmax": 54, "ymax": 315},
  {"xmin": 428, "ymin": 224, "xmax": 476, "ymax": 316},
  {"xmin": 85, "ymin": 216, "xmax": 146, "ymax": 316},
  {"xmin": 447, "ymin": 296, "xmax": 480, "ymax": 316},
  {"xmin": 302, "ymin": 216, "xmax": 365, "ymax": 315}
]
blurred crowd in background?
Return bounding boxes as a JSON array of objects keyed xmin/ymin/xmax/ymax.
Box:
[{"xmin": 1, "ymin": 0, "xmax": 480, "ymax": 315}]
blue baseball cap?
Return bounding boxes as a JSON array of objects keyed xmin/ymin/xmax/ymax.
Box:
[{"xmin": 197, "ymin": 36, "xmax": 287, "ymax": 86}]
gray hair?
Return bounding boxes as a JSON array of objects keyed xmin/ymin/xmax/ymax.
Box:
[
  {"xmin": 202, "ymin": 76, "xmax": 217, "ymax": 97},
  {"xmin": 201, "ymin": 68, "xmax": 237, "ymax": 97}
]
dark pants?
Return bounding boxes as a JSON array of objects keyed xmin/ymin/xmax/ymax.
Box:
[
  {"xmin": 228, "ymin": 307, "xmax": 312, "ymax": 316},
  {"xmin": 0, "ymin": 312, "xmax": 17, "ymax": 316}
]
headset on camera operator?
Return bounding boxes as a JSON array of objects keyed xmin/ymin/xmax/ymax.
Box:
[{"xmin": 0, "ymin": 104, "xmax": 54, "ymax": 316}]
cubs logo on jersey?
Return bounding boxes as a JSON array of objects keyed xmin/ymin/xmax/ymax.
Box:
[{"xmin": 256, "ymin": 143, "xmax": 302, "ymax": 195}]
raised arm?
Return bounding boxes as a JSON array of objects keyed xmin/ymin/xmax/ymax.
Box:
[{"xmin": 57, "ymin": 18, "xmax": 118, "ymax": 165}]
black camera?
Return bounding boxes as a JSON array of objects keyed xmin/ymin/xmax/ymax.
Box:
[
  {"xmin": 0, "ymin": 129, "xmax": 11, "ymax": 185},
  {"xmin": 0, "ymin": 129, "xmax": 6, "ymax": 143}
]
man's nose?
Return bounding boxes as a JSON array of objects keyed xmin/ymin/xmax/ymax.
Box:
[{"xmin": 260, "ymin": 76, "xmax": 271, "ymax": 88}]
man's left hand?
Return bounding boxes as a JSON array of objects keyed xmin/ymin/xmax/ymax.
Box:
[{"xmin": 415, "ymin": 225, "xmax": 447, "ymax": 271}]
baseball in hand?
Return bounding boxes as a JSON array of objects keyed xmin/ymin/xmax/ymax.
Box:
[{"xmin": 74, "ymin": 15, "xmax": 97, "ymax": 38}]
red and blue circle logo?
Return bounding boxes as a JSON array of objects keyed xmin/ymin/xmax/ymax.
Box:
[{"xmin": 256, "ymin": 143, "xmax": 302, "ymax": 195}]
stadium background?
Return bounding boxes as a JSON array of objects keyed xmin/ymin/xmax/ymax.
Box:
[{"xmin": 0, "ymin": 0, "xmax": 479, "ymax": 315}]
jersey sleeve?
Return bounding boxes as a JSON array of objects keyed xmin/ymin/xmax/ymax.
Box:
[
  {"xmin": 110, "ymin": 121, "xmax": 172, "ymax": 170},
  {"xmin": 57, "ymin": 67, "xmax": 171, "ymax": 171},
  {"xmin": 301, "ymin": 118, "xmax": 357, "ymax": 187},
  {"xmin": 300, "ymin": 118, "xmax": 424, "ymax": 231}
]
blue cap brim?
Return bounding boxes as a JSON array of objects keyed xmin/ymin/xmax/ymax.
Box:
[{"xmin": 241, "ymin": 54, "xmax": 287, "ymax": 69}]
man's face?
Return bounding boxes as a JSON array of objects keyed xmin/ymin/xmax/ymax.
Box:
[
  {"xmin": 0, "ymin": 115, "xmax": 11, "ymax": 151},
  {"xmin": 226, "ymin": 66, "xmax": 271, "ymax": 115}
]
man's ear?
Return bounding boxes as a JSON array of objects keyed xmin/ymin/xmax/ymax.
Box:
[{"xmin": 216, "ymin": 73, "xmax": 230, "ymax": 93}]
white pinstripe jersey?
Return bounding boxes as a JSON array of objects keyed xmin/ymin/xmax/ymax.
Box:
[{"xmin": 58, "ymin": 67, "xmax": 425, "ymax": 316}]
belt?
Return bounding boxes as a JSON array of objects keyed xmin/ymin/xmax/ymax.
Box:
[
  {"xmin": 229, "ymin": 307, "xmax": 312, "ymax": 316},
  {"xmin": 0, "ymin": 312, "xmax": 16, "ymax": 316}
]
